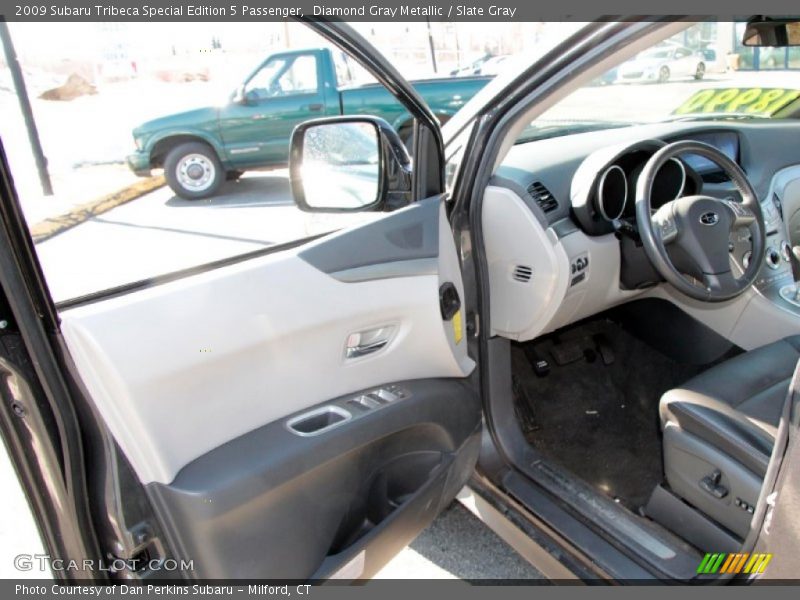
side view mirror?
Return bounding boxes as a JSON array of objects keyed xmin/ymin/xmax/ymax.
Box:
[
  {"xmin": 743, "ymin": 17, "xmax": 800, "ymax": 47},
  {"xmin": 289, "ymin": 116, "xmax": 412, "ymax": 213},
  {"xmin": 232, "ymin": 85, "xmax": 255, "ymax": 105}
]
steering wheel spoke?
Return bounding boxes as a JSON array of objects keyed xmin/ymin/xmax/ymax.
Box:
[
  {"xmin": 723, "ymin": 199, "xmax": 757, "ymax": 229},
  {"xmin": 702, "ymin": 270, "xmax": 740, "ymax": 297},
  {"xmin": 652, "ymin": 203, "xmax": 679, "ymax": 244}
]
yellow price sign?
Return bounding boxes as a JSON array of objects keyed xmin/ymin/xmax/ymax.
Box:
[{"xmin": 673, "ymin": 88, "xmax": 800, "ymax": 117}]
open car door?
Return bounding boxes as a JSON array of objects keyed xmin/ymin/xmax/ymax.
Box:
[
  {"xmin": 0, "ymin": 22, "xmax": 480, "ymax": 581},
  {"xmin": 747, "ymin": 364, "xmax": 800, "ymax": 582}
]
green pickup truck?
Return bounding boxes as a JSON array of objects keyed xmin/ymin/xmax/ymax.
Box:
[{"xmin": 127, "ymin": 47, "xmax": 490, "ymax": 199}]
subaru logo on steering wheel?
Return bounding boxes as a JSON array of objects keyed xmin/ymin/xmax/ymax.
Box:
[{"xmin": 699, "ymin": 212, "xmax": 719, "ymax": 226}]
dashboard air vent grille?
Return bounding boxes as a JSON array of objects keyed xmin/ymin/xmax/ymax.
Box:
[
  {"xmin": 527, "ymin": 181, "xmax": 558, "ymax": 213},
  {"xmin": 512, "ymin": 265, "xmax": 533, "ymax": 283}
]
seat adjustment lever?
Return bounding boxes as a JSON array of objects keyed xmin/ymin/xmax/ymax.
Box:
[{"xmin": 699, "ymin": 469, "xmax": 728, "ymax": 499}]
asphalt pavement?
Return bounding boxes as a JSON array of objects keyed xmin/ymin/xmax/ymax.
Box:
[{"xmin": 32, "ymin": 169, "xmax": 377, "ymax": 302}]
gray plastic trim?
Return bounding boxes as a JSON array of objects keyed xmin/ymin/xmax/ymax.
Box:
[
  {"xmin": 286, "ymin": 405, "xmax": 352, "ymax": 437},
  {"xmin": 330, "ymin": 258, "xmax": 438, "ymax": 283},
  {"xmin": 299, "ymin": 197, "xmax": 440, "ymax": 274}
]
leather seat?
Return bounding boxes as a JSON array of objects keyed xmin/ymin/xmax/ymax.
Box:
[{"xmin": 659, "ymin": 336, "xmax": 799, "ymax": 538}]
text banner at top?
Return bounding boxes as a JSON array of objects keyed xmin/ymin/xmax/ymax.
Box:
[{"xmin": 2, "ymin": 0, "xmax": 800, "ymax": 22}]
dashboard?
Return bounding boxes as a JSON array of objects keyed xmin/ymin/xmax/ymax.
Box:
[
  {"xmin": 483, "ymin": 120, "xmax": 800, "ymax": 342},
  {"xmin": 571, "ymin": 138, "xmax": 704, "ymax": 237}
]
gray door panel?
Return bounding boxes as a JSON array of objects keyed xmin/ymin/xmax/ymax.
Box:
[
  {"xmin": 147, "ymin": 379, "xmax": 481, "ymax": 580},
  {"xmin": 61, "ymin": 196, "xmax": 478, "ymax": 579}
]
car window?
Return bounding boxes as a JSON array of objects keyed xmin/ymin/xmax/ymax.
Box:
[
  {"xmin": 1, "ymin": 23, "xmax": 384, "ymax": 304},
  {"xmin": 2, "ymin": 21, "xmax": 501, "ymax": 303},
  {"xmin": 334, "ymin": 51, "xmax": 355, "ymax": 87},
  {"xmin": 334, "ymin": 51, "xmax": 377, "ymax": 88},
  {"xmin": 245, "ymin": 54, "xmax": 318, "ymax": 100},
  {"xmin": 275, "ymin": 55, "xmax": 318, "ymax": 95},
  {"xmin": 642, "ymin": 48, "xmax": 672, "ymax": 59},
  {"xmin": 244, "ymin": 57, "xmax": 289, "ymax": 100}
]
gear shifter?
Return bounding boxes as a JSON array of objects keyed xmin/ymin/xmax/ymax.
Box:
[
  {"xmin": 778, "ymin": 245, "xmax": 800, "ymax": 307},
  {"xmin": 792, "ymin": 246, "xmax": 800, "ymax": 278},
  {"xmin": 792, "ymin": 246, "xmax": 800, "ymax": 301}
]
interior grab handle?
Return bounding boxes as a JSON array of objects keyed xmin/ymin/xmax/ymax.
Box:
[{"xmin": 345, "ymin": 325, "xmax": 395, "ymax": 359}]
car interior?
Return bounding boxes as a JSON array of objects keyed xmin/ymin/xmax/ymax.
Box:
[
  {"xmin": 13, "ymin": 19, "xmax": 799, "ymax": 583},
  {"xmin": 472, "ymin": 24, "xmax": 800, "ymax": 577}
]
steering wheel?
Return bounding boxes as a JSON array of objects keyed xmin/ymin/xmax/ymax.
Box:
[{"xmin": 635, "ymin": 140, "xmax": 765, "ymax": 302}]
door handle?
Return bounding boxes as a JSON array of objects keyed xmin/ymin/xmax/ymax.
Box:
[
  {"xmin": 345, "ymin": 325, "xmax": 394, "ymax": 359},
  {"xmin": 307, "ymin": 103, "xmax": 324, "ymax": 112},
  {"xmin": 346, "ymin": 339, "xmax": 388, "ymax": 359}
]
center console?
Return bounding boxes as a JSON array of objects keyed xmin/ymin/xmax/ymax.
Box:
[{"xmin": 750, "ymin": 166, "xmax": 800, "ymax": 310}]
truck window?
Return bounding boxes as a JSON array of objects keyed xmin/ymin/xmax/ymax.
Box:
[
  {"xmin": 246, "ymin": 54, "xmax": 319, "ymax": 100},
  {"xmin": 334, "ymin": 51, "xmax": 355, "ymax": 87},
  {"xmin": 334, "ymin": 50, "xmax": 376, "ymax": 88}
]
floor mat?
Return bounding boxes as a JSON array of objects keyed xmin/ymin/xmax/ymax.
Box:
[{"xmin": 512, "ymin": 319, "xmax": 704, "ymax": 511}]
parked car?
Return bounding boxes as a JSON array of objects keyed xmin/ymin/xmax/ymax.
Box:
[
  {"xmin": 126, "ymin": 47, "xmax": 490, "ymax": 199},
  {"xmin": 617, "ymin": 43, "xmax": 706, "ymax": 83}
]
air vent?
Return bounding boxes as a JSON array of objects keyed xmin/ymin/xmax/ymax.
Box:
[
  {"xmin": 512, "ymin": 265, "xmax": 533, "ymax": 283},
  {"xmin": 527, "ymin": 181, "xmax": 558, "ymax": 213}
]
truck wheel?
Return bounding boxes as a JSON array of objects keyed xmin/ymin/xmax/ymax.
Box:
[{"xmin": 164, "ymin": 142, "xmax": 223, "ymax": 200}]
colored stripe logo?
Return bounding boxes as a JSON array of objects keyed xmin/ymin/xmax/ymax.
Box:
[{"xmin": 697, "ymin": 553, "xmax": 773, "ymax": 574}]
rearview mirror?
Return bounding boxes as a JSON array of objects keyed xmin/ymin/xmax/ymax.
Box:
[
  {"xmin": 289, "ymin": 116, "xmax": 412, "ymax": 213},
  {"xmin": 743, "ymin": 17, "xmax": 800, "ymax": 47}
]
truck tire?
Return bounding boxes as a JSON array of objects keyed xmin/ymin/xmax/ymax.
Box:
[{"xmin": 164, "ymin": 142, "xmax": 223, "ymax": 200}]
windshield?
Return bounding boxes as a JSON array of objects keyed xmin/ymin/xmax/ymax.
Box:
[
  {"xmin": 640, "ymin": 48, "xmax": 673, "ymax": 59},
  {"xmin": 517, "ymin": 20, "xmax": 800, "ymax": 144}
]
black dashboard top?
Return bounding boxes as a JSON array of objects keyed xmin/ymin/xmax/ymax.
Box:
[{"xmin": 494, "ymin": 120, "xmax": 795, "ymax": 237}]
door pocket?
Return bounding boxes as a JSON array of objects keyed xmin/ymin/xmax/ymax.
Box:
[{"xmin": 327, "ymin": 450, "xmax": 451, "ymax": 556}]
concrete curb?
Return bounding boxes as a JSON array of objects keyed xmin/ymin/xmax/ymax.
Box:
[{"xmin": 30, "ymin": 175, "xmax": 165, "ymax": 244}]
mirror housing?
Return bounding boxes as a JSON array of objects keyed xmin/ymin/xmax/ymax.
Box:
[
  {"xmin": 232, "ymin": 85, "xmax": 254, "ymax": 105},
  {"xmin": 743, "ymin": 17, "xmax": 800, "ymax": 47},
  {"xmin": 289, "ymin": 116, "xmax": 412, "ymax": 213},
  {"xmin": 232, "ymin": 85, "xmax": 246, "ymax": 104}
]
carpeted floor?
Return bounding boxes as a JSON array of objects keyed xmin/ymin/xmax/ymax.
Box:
[{"xmin": 512, "ymin": 319, "xmax": 704, "ymax": 511}]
